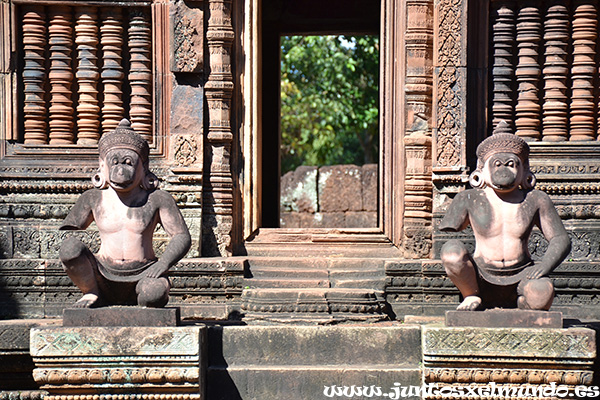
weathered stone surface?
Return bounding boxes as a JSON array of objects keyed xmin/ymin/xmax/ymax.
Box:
[
  {"xmin": 279, "ymin": 211, "xmax": 300, "ymax": 228},
  {"xmin": 62, "ymin": 306, "xmax": 180, "ymax": 327},
  {"xmin": 300, "ymin": 211, "xmax": 345, "ymax": 228},
  {"xmin": 280, "ymin": 166, "xmax": 318, "ymax": 213},
  {"xmin": 361, "ymin": 163, "xmax": 378, "ymax": 211},
  {"xmin": 170, "ymin": 84, "xmax": 204, "ymax": 134},
  {"xmin": 208, "ymin": 325, "xmax": 422, "ymax": 400},
  {"xmin": 345, "ymin": 211, "xmax": 377, "ymax": 227},
  {"xmin": 446, "ymin": 309, "xmax": 563, "ymax": 328},
  {"xmin": 31, "ymin": 326, "xmax": 205, "ymax": 398},
  {"xmin": 318, "ymin": 165, "xmax": 363, "ymax": 212}
]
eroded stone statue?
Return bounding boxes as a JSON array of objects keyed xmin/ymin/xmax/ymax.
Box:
[
  {"xmin": 59, "ymin": 119, "xmax": 191, "ymax": 308},
  {"xmin": 439, "ymin": 121, "xmax": 571, "ymax": 311}
]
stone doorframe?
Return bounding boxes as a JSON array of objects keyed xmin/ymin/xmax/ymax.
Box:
[{"xmin": 236, "ymin": 0, "xmax": 444, "ymax": 259}]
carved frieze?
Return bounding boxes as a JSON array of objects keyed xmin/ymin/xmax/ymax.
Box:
[
  {"xmin": 433, "ymin": 0, "xmax": 466, "ymax": 170},
  {"xmin": 30, "ymin": 327, "xmax": 205, "ymax": 398},
  {"xmin": 171, "ymin": 1, "xmax": 203, "ymax": 73}
]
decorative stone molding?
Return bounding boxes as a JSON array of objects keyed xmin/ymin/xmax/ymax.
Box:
[
  {"xmin": 204, "ymin": 0, "xmax": 234, "ymax": 256},
  {"xmin": 423, "ymin": 326, "xmax": 596, "ymax": 400},
  {"xmin": 432, "ymin": 0, "xmax": 467, "ymax": 173},
  {"xmin": 30, "ymin": 327, "xmax": 206, "ymax": 398}
]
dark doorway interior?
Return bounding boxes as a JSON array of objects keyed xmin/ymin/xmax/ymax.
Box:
[{"xmin": 260, "ymin": 0, "xmax": 381, "ymax": 227}]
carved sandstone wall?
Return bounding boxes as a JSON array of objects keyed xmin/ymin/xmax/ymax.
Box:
[{"xmin": 280, "ymin": 164, "xmax": 377, "ymax": 228}]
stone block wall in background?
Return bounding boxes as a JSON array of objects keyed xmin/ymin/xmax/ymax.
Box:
[{"xmin": 280, "ymin": 164, "xmax": 377, "ymax": 228}]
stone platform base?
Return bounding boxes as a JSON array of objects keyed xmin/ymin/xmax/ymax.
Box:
[
  {"xmin": 423, "ymin": 325, "xmax": 596, "ymax": 399},
  {"xmin": 445, "ymin": 309, "xmax": 563, "ymax": 328},
  {"xmin": 63, "ymin": 306, "xmax": 180, "ymax": 327},
  {"xmin": 30, "ymin": 326, "xmax": 206, "ymax": 399},
  {"xmin": 241, "ymin": 288, "xmax": 388, "ymax": 323}
]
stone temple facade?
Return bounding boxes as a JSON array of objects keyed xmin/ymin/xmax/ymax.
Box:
[{"xmin": 2, "ymin": 0, "xmax": 600, "ymax": 398}]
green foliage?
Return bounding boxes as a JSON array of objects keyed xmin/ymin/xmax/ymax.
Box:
[{"xmin": 280, "ymin": 35, "xmax": 379, "ymax": 174}]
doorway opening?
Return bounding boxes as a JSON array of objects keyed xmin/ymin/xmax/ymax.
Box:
[{"xmin": 259, "ymin": 0, "xmax": 381, "ymax": 228}]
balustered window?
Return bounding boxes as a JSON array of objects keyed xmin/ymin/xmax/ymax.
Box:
[
  {"xmin": 489, "ymin": 0, "xmax": 600, "ymax": 142},
  {"xmin": 15, "ymin": 4, "xmax": 153, "ymax": 145}
]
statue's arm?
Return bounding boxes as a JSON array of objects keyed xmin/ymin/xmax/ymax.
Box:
[
  {"xmin": 145, "ymin": 191, "xmax": 192, "ymax": 279},
  {"xmin": 59, "ymin": 190, "xmax": 97, "ymax": 230},
  {"xmin": 528, "ymin": 191, "xmax": 571, "ymax": 279},
  {"xmin": 438, "ymin": 191, "xmax": 471, "ymax": 232}
]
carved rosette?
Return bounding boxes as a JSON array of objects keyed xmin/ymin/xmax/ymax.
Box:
[
  {"xmin": 75, "ymin": 7, "xmax": 100, "ymax": 145},
  {"xmin": 515, "ymin": 3, "xmax": 541, "ymax": 141},
  {"xmin": 22, "ymin": 6, "xmax": 47, "ymax": 144},
  {"xmin": 100, "ymin": 8, "xmax": 125, "ymax": 136},
  {"xmin": 542, "ymin": 2, "xmax": 569, "ymax": 142},
  {"xmin": 128, "ymin": 8, "xmax": 153, "ymax": 143},
  {"xmin": 571, "ymin": 1, "xmax": 597, "ymax": 141},
  {"xmin": 204, "ymin": 0, "xmax": 234, "ymax": 256},
  {"xmin": 48, "ymin": 6, "xmax": 74, "ymax": 144},
  {"xmin": 491, "ymin": 2, "xmax": 515, "ymax": 132}
]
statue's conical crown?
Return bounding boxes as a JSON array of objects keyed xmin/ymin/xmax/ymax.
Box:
[
  {"xmin": 476, "ymin": 121, "xmax": 529, "ymax": 165},
  {"xmin": 98, "ymin": 119, "xmax": 149, "ymax": 163}
]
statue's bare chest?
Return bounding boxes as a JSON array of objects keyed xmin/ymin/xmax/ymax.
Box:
[
  {"xmin": 469, "ymin": 191, "xmax": 535, "ymax": 238},
  {"xmin": 94, "ymin": 192, "xmax": 159, "ymax": 235}
]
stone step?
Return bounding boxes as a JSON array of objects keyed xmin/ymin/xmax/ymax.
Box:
[
  {"xmin": 240, "ymin": 288, "xmax": 388, "ymax": 323},
  {"xmin": 246, "ymin": 256, "xmax": 329, "ymax": 270},
  {"xmin": 246, "ymin": 278, "xmax": 330, "ymax": 289},
  {"xmin": 332, "ymin": 278, "xmax": 385, "ymax": 290},
  {"xmin": 207, "ymin": 325, "xmax": 422, "ymax": 400},
  {"xmin": 248, "ymin": 266, "xmax": 329, "ymax": 279}
]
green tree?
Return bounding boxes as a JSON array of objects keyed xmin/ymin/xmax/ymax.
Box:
[{"xmin": 280, "ymin": 35, "xmax": 379, "ymax": 174}]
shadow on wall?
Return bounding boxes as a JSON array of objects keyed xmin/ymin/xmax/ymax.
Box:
[{"xmin": 280, "ymin": 164, "xmax": 378, "ymax": 228}]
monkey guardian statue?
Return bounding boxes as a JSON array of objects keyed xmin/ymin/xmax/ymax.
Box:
[
  {"xmin": 439, "ymin": 121, "xmax": 571, "ymax": 311},
  {"xmin": 59, "ymin": 119, "xmax": 191, "ymax": 308}
]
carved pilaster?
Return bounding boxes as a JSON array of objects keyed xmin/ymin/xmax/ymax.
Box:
[
  {"xmin": 404, "ymin": 137, "xmax": 433, "ymax": 259},
  {"xmin": 571, "ymin": 1, "xmax": 596, "ymax": 141},
  {"xmin": 22, "ymin": 6, "xmax": 47, "ymax": 144},
  {"xmin": 48, "ymin": 6, "xmax": 74, "ymax": 144},
  {"xmin": 491, "ymin": 2, "xmax": 515, "ymax": 133},
  {"xmin": 404, "ymin": 1, "xmax": 433, "ymax": 259},
  {"xmin": 128, "ymin": 7, "xmax": 153, "ymax": 143},
  {"xmin": 515, "ymin": 3, "xmax": 542, "ymax": 141},
  {"xmin": 204, "ymin": 0, "xmax": 234, "ymax": 256},
  {"xmin": 433, "ymin": 0, "xmax": 467, "ymax": 172},
  {"xmin": 75, "ymin": 6, "xmax": 100, "ymax": 145},
  {"xmin": 542, "ymin": 1, "xmax": 569, "ymax": 142},
  {"xmin": 100, "ymin": 8, "xmax": 125, "ymax": 136}
]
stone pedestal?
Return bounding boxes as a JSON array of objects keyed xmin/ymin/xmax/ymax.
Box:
[
  {"xmin": 423, "ymin": 326, "xmax": 596, "ymax": 399},
  {"xmin": 30, "ymin": 326, "xmax": 206, "ymax": 399},
  {"xmin": 62, "ymin": 306, "xmax": 180, "ymax": 327},
  {"xmin": 445, "ymin": 309, "xmax": 563, "ymax": 328}
]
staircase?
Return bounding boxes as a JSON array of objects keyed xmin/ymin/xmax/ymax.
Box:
[{"xmin": 241, "ymin": 257, "xmax": 389, "ymax": 324}]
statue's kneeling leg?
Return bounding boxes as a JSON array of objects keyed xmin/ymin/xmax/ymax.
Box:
[
  {"xmin": 59, "ymin": 236, "xmax": 101, "ymax": 307},
  {"xmin": 441, "ymin": 239, "xmax": 481, "ymax": 310},
  {"xmin": 136, "ymin": 277, "xmax": 170, "ymax": 308},
  {"xmin": 517, "ymin": 277, "xmax": 554, "ymax": 311}
]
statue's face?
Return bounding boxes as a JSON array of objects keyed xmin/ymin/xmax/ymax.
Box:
[
  {"xmin": 485, "ymin": 152, "xmax": 523, "ymax": 192},
  {"xmin": 102, "ymin": 149, "xmax": 144, "ymax": 192}
]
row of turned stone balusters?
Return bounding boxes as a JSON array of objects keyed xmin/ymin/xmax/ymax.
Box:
[
  {"xmin": 21, "ymin": 5, "xmax": 152, "ymax": 145},
  {"xmin": 491, "ymin": 0, "xmax": 600, "ymax": 141}
]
